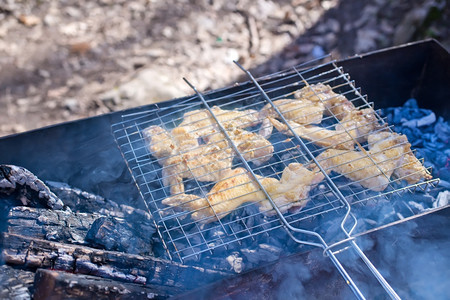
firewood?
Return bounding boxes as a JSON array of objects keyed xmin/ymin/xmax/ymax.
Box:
[
  {"xmin": 7, "ymin": 206, "xmax": 155, "ymax": 255},
  {"xmin": 0, "ymin": 165, "xmax": 64, "ymax": 210},
  {"xmin": 45, "ymin": 181, "xmax": 125, "ymax": 214},
  {"xmin": 0, "ymin": 264, "xmax": 34, "ymax": 299},
  {"xmin": 1, "ymin": 233, "xmax": 228, "ymax": 292},
  {"xmin": 6, "ymin": 206, "xmax": 98, "ymax": 246},
  {"xmin": 33, "ymin": 268, "xmax": 173, "ymax": 299}
]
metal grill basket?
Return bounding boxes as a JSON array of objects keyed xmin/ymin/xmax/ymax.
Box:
[{"xmin": 112, "ymin": 57, "xmax": 439, "ymax": 299}]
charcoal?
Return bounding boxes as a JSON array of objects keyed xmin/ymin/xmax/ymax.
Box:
[
  {"xmin": 33, "ymin": 268, "xmax": 171, "ymax": 300},
  {"xmin": 1, "ymin": 233, "xmax": 229, "ymax": 292},
  {"xmin": 381, "ymin": 100, "xmax": 450, "ymax": 184},
  {"xmin": 434, "ymin": 190, "xmax": 450, "ymax": 208},
  {"xmin": 0, "ymin": 165, "xmax": 64, "ymax": 210},
  {"xmin": 0, "ymin": 264, "xmax": 35, "ymax": 300},
  {"xmin": 434, "ymin": 117, "xmax": 450, "ymax": 142}
]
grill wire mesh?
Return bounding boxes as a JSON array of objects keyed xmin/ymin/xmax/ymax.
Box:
[{"xmin": 112, "ymin": 58, "xmax": 438, "ymax": 263}]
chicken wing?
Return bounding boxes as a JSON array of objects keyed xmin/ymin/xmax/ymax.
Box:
[
  {"xmin": 392, "ymin": 152, "xmax": 432, "ymax": 184},
  {"xmin": 142, "ymin": 125, "xmax": 178, "ymax": 161},
  {"xmin": 143, "ymin": 125, "xmax": 233, "ymax": 194},
  {"xmin": 294, "ymin": 83, "xmax": 355, "ymax": 119},
  {"xmin": 270, "ymin": 117, "xmax": 355, "ymax": 150},
  {"xmin": 334, "ymin": 108, "xmax": 380, "ymax": 143},
  {"xmin": 144, "ymin": 123, "xmax": 273, "ymax": 195},
  {"xmin": 258, "ymin": 99, "xmax": 324, "ymax": 138},
  {"xmin": 178, "ymin": 106, "xmax": 260, "ymax": 138},
  {"xmin": 314, "ymin": 131, "xmax": 430, "ymax": 191},
  {"xmin": 162, "ymin": 163, "xmax": 324, "ymax": 223},
  {"xmin": 205, "ymin": 125, "xmax": 274, "ymax": 166},
  {"xmin": 367, "ymin": 132, "xmax": 431, "ymax": 184},
  {"xmin": 176, "ymin": 105, "xmax": 274, "ymax": 166}
]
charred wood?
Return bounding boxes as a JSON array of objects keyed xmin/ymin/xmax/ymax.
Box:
[
  {"xmin": 7, "ymin": 206, "xmax": 155, "ymax": 255},
  {"xmin": 7, "ymin": 206, "xmax": 99, "ymax": 246},
  {"xmin": 46, "ymin": 181, "xmax": 126, "ymax": 214},
  {"xmin": 45, "ymin": 181, "xmax": 157, "ymax": 255},
  {"xmin": 86, "ymin": 215, "xmax": 154, "ymax": 255},
  {"xmin": 1, "ymin": 233, "xmax": 228, "ymax": 292},
  {"xmin": 0, "ymin": 264, "xmax": 35, "ymax": 300},
  {"xmin": 33, "ymin": 268, "xmax": 172, "ymax": 300},
  {"xmin": 0, "ymin": 165, "xmax": 64, "ymax": 210},
  {"xmin": 47, "ymin": 182, "xmax": 157, "ymax": 236}
]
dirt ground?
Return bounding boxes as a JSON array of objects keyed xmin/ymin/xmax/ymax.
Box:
[{"xmin": 0, "ymin": 0, "xmax": 448, "ymax": 137}]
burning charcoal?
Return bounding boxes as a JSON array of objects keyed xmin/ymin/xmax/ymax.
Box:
[
  {"xmin": 240, "ymin": 247, "xmax": 258, "ymax": 265},
  {"xmin": 437, "ymin": 179, "xmax": 450, "ymax": 190},
  {"xmin": 0, "ymin": 264, "xmax": 35, "ymax": 300},
  {"xmin": 0, "ymin": 165, "xmax": 64, "ymax": 210},
  {"xmin": 33, "ymin": 269, "xmax": 172, "ymax": 300},
  {"xmin": 407, "ymin": 201, "xmax": 426, "ymax": 212},
  {"xmin": 85, "ymin": 215, "xmax": 153, "ymax": 256},
  {"xmin": 202, "ymin": 256, "xmax": 232, "ymax": 271}
]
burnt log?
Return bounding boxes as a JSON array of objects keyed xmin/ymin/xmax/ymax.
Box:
[
  {"xmin": 7, "ymin": 206, "xmax": 99, "ymax": 246},
  {"xmin": 1, "ymin": 233, "xmax": 229, "ymax": 292},
  {"xmin": 7, "ymin": 206, "xmax": 155, "ymax": 255},
  {"xmin": 46, "ymin": 181, "xmax": 127, "ymax": 214},
  {"xmin": 85, "ymin": 215, "xmax": 154, "ymax": 255},
  {"xmin": 33, "ymin": 268, "xmax": 172, "ymax": 299},
  {"xmin": 46, "ymin": 181, "xmax": 157, "ymax": 235},
  {"xmin": 0, "ymin": 165, "xmax": 64, "ymax": 210},
  {"xmin": 89, "ymin": 204, "xmax": 157, "ymax": 255},
  {"xmin": 0, "ymin": 264, "xmax": 35, "ymax": 300}
]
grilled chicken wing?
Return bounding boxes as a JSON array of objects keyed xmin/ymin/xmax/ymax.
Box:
[
  {"xmin": 334, "ymin": 108, "xmax": 380, "ymax": 143},
  {"xmin": 259, "ymin": 84, "xmax": 379, "ymax": 143},
  {"xmin": 178, "ymin": 106, "xmax": 260, "ymax": 138},
  {"xmin": 143, "ymin": 125, "xmax": 233, "ymax": 194},
  {"xmin": 142, "ymin": 125, "xmax": 178, "ymax": 160},
  {"xmin": 143, "ymin": 116, "xmax": 274, "ymax": 195},
  {"xmin": 258, "ymin": 99, "xmax": 324, "ymax": 138},
  {"xmin": 314, "ymin": 132, "xmax": 430, "ymax": 191},
  {"xmin": 270, "ymin": 117, "xmax": 355, "ymax": 150},
  {"xmin": 294, "ymin": 83, "xmax": 355, "ymax": 119},
  {"xmin": 205, "ymin": 125, "xmax": 274, "ymax": 166},
  {"xmin": 176, "ymin": 106, "xmax": 274, "ymax": 166},
  {"xmin": 162, "ymin": 163, "xmax": 324, "ymax": 223},
  {"xmin": 392, "ymin": 151, "xmax": 432, "ymax": 184}
]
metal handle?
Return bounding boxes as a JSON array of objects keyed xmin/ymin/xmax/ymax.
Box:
[
  {"xmin": 324, "ymin": 238, "xmax": 401, "ymax": 300},
  {"xmin": 349, "ymin": 240, "xmax": 401, "ymax": 300},
  {"xmin": 326, "ymin": 249, "xmax": 366, "ymax": 300}
]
